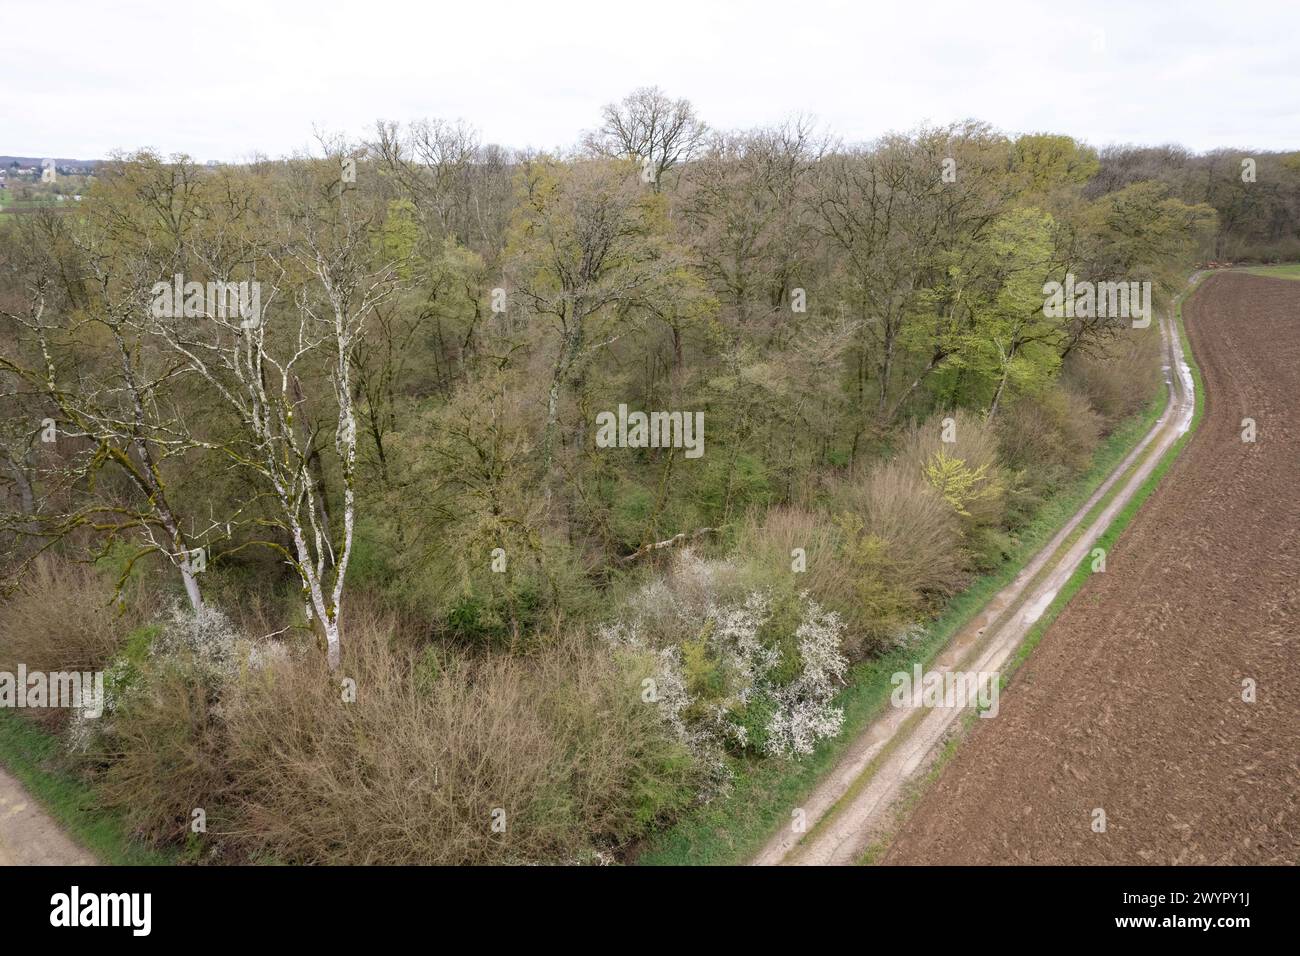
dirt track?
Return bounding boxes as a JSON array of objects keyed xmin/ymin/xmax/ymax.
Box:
[
  {"xmin": 886, "ymin": 272, "xmax": 1300, "ymax": 865},
  {"xmin": 756, "ymin": 281, "xmax": 1196, "ymax": 865},
  {"xmin": 0, "ymin": 765, "xmax": 93, "ymax": 865}
]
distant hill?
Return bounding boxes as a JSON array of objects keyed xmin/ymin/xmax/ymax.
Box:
[{"xmin": 0, "ymin": 156, "xmax": 101, "ymax": 170}]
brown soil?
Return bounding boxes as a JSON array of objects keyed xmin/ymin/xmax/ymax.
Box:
[{"xmin": 886, "ymin": 272, "xmax": 1300, "ymax": 865}]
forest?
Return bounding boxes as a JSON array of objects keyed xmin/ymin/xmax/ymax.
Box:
[{"xmin": 0, "ymin": 86, "xmax": 1292, "ymax": 864}]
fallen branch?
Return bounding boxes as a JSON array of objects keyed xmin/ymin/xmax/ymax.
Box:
[{"xmin": 619, "ymin": 527, "xmax": 717, "ymax": 564}]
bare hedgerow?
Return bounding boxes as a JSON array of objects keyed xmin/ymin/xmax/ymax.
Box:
[
  {"xmin": 844, "ymin": 460, "xmax": 965, "ymax": 597},
  {"xmin": 896, "ymin": 409, "xmax": 1006, "ymax": 530},
  {"xmin": 737, "ymin": 505, "xmax": 856, "ymax": 606},
  {"xmin": 0, "ymin": 554, "xmax": 155, "ymax": 733},
  {"xmin": 997, "ymin": 384, "xmax": 1102, "ymax": 481},
  {"xmin": 1063, "ymin": 321, "xmax": 1162, "ymax": 425},
  {"xmin": 93, "ymin": 644, "xmax": 231, "ymax": 846},
  {"xmin": 0, "ymin": 554, "xmax": 148, "ymax": 676},
  {"xmin": 218, "ymin": 610, "xmax": 696, "ymax": 865},
  {"xmin": 817, "ymin": 461, "xmax": 964, "ymax": 654},
  {"xmin": 86, "ymin": 602, "xmax": 275, "ymax": 845},
  {"xmin": 74, "ymin": 585, "xmax": 697, "ymax": 863}
]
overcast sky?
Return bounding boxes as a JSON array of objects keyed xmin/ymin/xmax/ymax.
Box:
[{"xmin": 4, "ymin": 0, "xmax": 1298, "ymax": 161}]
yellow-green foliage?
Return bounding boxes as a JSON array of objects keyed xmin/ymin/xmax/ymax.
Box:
[
  {"xmin": 834, "ymin": 519, "xmax": 918, "ymax": 645},
  {"xmin": 922, "ymin": 449, "xmax": 1004, "ymax": 518}
]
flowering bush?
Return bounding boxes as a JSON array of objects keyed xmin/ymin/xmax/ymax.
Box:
[
  {"xmin": 601, "ymin": 550, "xmax": 848, "ymax": 788},
  {"xmin": 68, "ymin": 603, "xmax": 274, "ymax": 752},
  {"xmin": 152, "ymin": 604, "xmax": 248, "ymax": 674},
  {"xmin": 763, "ymin": 598, "xmax": 848, "ymax": 757}
]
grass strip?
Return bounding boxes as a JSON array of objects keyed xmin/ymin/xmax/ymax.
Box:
[
  {"xmin": 0, "ymin": 711, "xmax": 173, "ymax": 865},
  {"xmin": 1242, "ymin": 263, "xmax": 1300, "ymax": 280}
]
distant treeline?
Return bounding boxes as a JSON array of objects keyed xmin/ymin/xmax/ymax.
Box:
[{"xmin": 1088, "ymin": 145, "xmax": 1300, "ymax": 261}]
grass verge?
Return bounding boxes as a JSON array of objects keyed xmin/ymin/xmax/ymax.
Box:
[
  {"xmin": 0, "ymin": 711, "xmax": 173, "ymax": 865},
  {"xmin": 1243, "ymin": 263, "xmax": 1300, "ymax": 280}
]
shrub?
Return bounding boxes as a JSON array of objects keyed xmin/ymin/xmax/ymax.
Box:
[
  {"xmin": 88, "ymin": 605, "xmax": 256, "ymax": 847},
  {"xmin": 0, "ymin": 555, "xmax": 154, "ymax": 733},
  {"xmin": 1064, "ymin": 325, "xmax": 1161, "ymax": 425},
  {"xmin": 218, "ymin": 612, "xmax": 696, "ymax": 864},
  {"xmin": 762, "ymin": 597, "xmax": 848, "ymax": 757},
  {"xmin": 394, "ymin": 519, "xmax": 596, "ymax": 649},
  {"xmin": 833, "ymin": 517, "xmax": 926, "ymax": 652},
  {"xmin": 0, "ymin": 555, "xmax": 145, "ymax": 675},
  {"xmin": 693, "ymin": 453, "xmax": 774, "ymax": 524},
  {"xmin": 922, "ymin": 449, "xmax": 1002, "ymax": 518},
  {"xmin": 997, "ymin": 384, "xmax": 1102, "ymax": 491},
  {"xmin": 605, "ymin": 477, "xmax": 657, "ymax": 551},
  {"xmin": 738, "ymin": 462, "xmax": 967, "ymax": 659},
  {"xmin": 896, "ymin": 409, "xmax": 1006, "ymax": 531},
  {"xmin": 735, "ymin": 506, "xmax": 856, "ymax": 640},
  {"xmin": 833, "ymin": 460, "xmax": 965, "ymax": 640},
  {"xmin": 601, "ymin": 550, "xmax": 848, "ymax": 772},
  {"xmin": 94, "ymin": 649, "xmax": 230, "ymax": 846}
]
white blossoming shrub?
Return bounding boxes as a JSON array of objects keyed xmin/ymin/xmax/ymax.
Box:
[
  {"xmin": 77, "ymin": 602, "xmax": 297, "ymax": 845},
  {"xmin": 763, "ymin": 599, "xmax": 848, "ymax": 757},
  {"xmin": 601, "ymin": 550, "xmax": 849, "ymax": 788},
  {"xmin": 152, "ymin": 603, "xmax": 247, "ymax": 673},
  {"xmin": 70, "ymin": 603, "xmax": 273, "ymax": 750}
]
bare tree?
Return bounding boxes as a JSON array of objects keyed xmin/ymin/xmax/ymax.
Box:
[
  {"xmin": 0, "ymin": 226, "xmax": 211, "ymax": 609},
  {"xmin": 586, "ymin": 86, "xmax": 709, "ymax": 192},
  {"xmin": 371, "ymin": 118, "xmax": 481, "ymax": 242},
  {"xmin": 507, "ymin": 157, "xmax": 676, "ymax": 470},
  {"xmin": 681, "ymin": 118, "xmax": 823, "ymax": 332},
  {"xmin": 149, "ymin": 155, "xmax": 404, "ymax": 668}
]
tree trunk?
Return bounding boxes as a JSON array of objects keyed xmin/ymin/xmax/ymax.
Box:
[
  {"xmin": 157, "ymin": 506, "xmax": 203, "ymax": 614},
  {"xmin": 987, "ymin": 369, "xmax": 1010, "ymax": 421}
]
